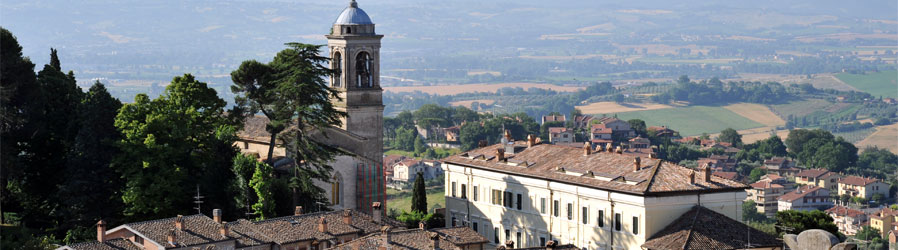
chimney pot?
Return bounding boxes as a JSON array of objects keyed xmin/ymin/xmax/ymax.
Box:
[
  {"xmin": 504, "ymin": 130, "xmax": 512, "ymax": 141},
  {"xmin": 419, "ymin": 221, "xmax": 426, "ymax": 229},
  {"xmin": 428, "ymin": 231, "xmax": 439, "ymax": 250},
  {"xmin": 606, "ymin": 143, "xmax": 613, "ymax": 152},
  {"xmin": 96, "ymin": 220, "xmax": 107, "ymax": 242},
  {"xmin": 615, "ymin": 146, "xmax": 623, "ymax": 154},
  {"xmin": 343, "ymin": 209, "xmax": 352, "ymax": 225},
  {"xmin": 584, "ymin": 142, "xmax": 592, "ymax": 156},
  {"xmin": 527, "ymin": 134, "xmax": 536, "ymax": 148},
  {"xmin": 213, "ymin": 209, "xmax": 222, "ymax": 223},
  {"xmin": 381, "ymin": 226, "xmax": 392, "ymax": 246},
  {"xmin": 505, "ymin": 240, "xmax": 515, "ymax": 249},
  {"xmin": 701, "ymin": 163, "xmax": 712, "ymax": 182},
  {"xmin": 634, "ymin": 157, "xmax": 641, "ymax": 171},
  {"xmin": 372, "ymin": 202, "xmax": 383, "ymax": 222},
  {"xmin": 175, "ymin": 215, "xmax": 184, "ymax": 231},
  {"xmin": 295, "ymin": 206, "xmax": 303, "ymax": 216},
  {"xmin": 689, "ymin": 171, "xmax": 695, "ymax": 184},
  {"xmin": 496, "ymin": 148, "xmax": 505, "ymax": 162},
  {"xmin": 545, "ymin": 240, "xmax": 557, "ymax": 249},
  {"xmin": 318, "ymin": 217, "xmax": 328, "ymax": 233},
  {"xmin": 167, "ymin": 230, "xmax": 177, "ymax": 245}
]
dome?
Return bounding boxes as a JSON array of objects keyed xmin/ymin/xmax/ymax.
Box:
[{"xmin": 334, "ymin": 0, "xmax": 373, "ymax": 25}]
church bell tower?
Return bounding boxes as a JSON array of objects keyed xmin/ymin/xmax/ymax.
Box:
[{"xmin": 326, "ymin": 0, "xmax": 384, "ymax": 162}]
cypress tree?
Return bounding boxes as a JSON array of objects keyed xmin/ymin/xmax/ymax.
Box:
[{"xmin": 411, "ymin": 172, "xmax": 427, "ymax": 213}]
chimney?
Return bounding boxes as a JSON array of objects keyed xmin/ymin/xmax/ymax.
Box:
[
  {"xmin": 688, "ymin": 171, "xmax": 695, "ymax": 184},
  {"xmin": 545, "ymin": 240, "xmax": 557, "ymax": 250},
  {"xmin": 318, "ymin": 217, "xmax": 328, "ymax": 233},
  {"xmin": 294, "ymin": 206, "xmax": 303, "ymax": 216},
  {"xmin": 527, "ymin": 135, "xmax": 536, "ymax": 148},
  {"xmin": 504, "ymin": 130, "xmax": 512, "ymax": 141},
  {"xmin": 478, "ymin": 140, "xmax": 488, "ymax": 148},
  {"xmin": 583, "ymin": 142, "xmax": 592, "ymax": 156},
  {"xmin": 615, "ymin": 146, "xmax": 623, "ymax": 154},
  {"xmin": 219, "ymin": 223, "xmax": 229, "ymax": 238},
  {"xmin": 381, "ymin": 226, "xmax": 392, "ymax": 246},
  {"xmin": 419, "ymin": 221, "xmax": 426, "ymax": 229},
  {"xmin": 96, "ymin": 220, "xmax": 107, "ymax": 242},
  {"xmin": 428, "ymin": 231, "xmax": 440, "ymax": 250},
  {"xmin": 167, "ymin": 230, "xmax": 177, "ymax": 246},
  {"xmin": 701, "ymin": 163, "xmax": 712, "ymax": 182},
  {"xmin": 505, "ymin": 240, "xmax": 515, "ymax": 249},
  {"xmin": 496, "ymin": 148, "xmax": 505, "ymax": 162},
  {"xmin": 213, "ymin": 209, "xmax": 222, "ymax": 223},
  {"xmin": 343, "ymin": 209, "xmax": 352, "ymax": 225},
  {"xmin": 633, "ymin": 157, "xmax": 641, "ymax": 171},
  {"xmin": 606, "ymin": 143, "xmax": 613, "ymax": 152},
  {"xmin": 372, "ymin": 202, "xmax": 383, "ymax": 222},
  {"xmin": 175, "ymin": 215, "xmax": 184, "ymax": 231}
]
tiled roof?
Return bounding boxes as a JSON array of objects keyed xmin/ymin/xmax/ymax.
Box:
[
  {"xmin": 397, "ymin": 159, "xmax": 421, "ymax": 167},
  {"xmin": 838, "ymin": 176, "xmax": 881, "ymax": 186},
  {"xmin": 548, "ymin": 127, "xmax": 569, "ymax": 133},
  {"xmin": 825, "ymin": 206, "xmax": 865, "ymax": 218},
  {"xmin": 124, "ymin": 214, "xmax": 227, "ymax": 248},
  {"xmin": 796, "ymin": 168, "xmax": 830, "ymax": 178},
  {"xmin": 226, "ymin": 219, "xmax": 274, "ymax": 247},
  {"xmin": 63, "ymin": 238, "xmax": 142, "ymax": 250},
  {"xmin": 332, "ymin": 227, "xmax": 486, "ymax": 250},
  {"xmin": 712, "ymin": 171, "xmax": 738, "ymax": 181},
  {"xmin": 749, "ymin": 181, "xmax": 783, "ymax": 189},
  {"xmin": 761, "ymin": 174, "xmax": 783, "ymax": 182},
  {"xmin": 871, "ymin": 208, "xmax": 898, "ymax": 220},
  {"xmin": 778, "ymin": 185, "xmax": 825, "ymax": 202},
  {"xmin": 384, "ymin": 155, "xmax": 406, "ymax": 165},
  {"xmin": 764, "ymin": 157, "xmax": 788, "ymax": 165},
  {"xmin": 432, "ymin": 227, "xmax": 490, "ymax": 245},
  {"xmin": 442, "ymin": 142, "xmax": 747, "ymax": 196},
  {"xmin": 642, "ymin": 206, "xmax": 781, "ymax": 250},
  {"xmin": 251, "ymin": 209, "xmax": 403, "ymax": 244},
  {"xmin": 542, "ymin": 115, "xmax": 565, "ymax": 122},
  {"xmin": 590, "ymin": 124, "xmax": 613, "ymax": 134}
]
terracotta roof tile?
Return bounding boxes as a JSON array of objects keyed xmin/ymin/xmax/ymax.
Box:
[
  {"xmin": 442, "ymin": 142, "xmax": 746, "ymax": 196},
  {"xmin": 838, "ymin": 176, "xmax": 882, "ymax": 186},
  {"xmin": 63, "ymin": 239, "xmax": 142, "ymax": 250},
  {"xmin": 642, "ymin": 206, "xmax": 781, "ymax": 250},
  {"xmin": 432, "ymin": 227, "xmax": 490, "ymax": 245},
  {"xmin": 825, "ymin": 206, "xmax": 866, "ymax": 218},
  {"xmin": 796, "ymin": 168, "xmax": 831, "ymax": 178},
  {"xmin": 778, "ymin": 185, "xmax": 826, "ymax": 202},
  {"xmin": 124, "ymin": 214, "xmax": 227, "ymax": 248},
  {"xmin": 332, "ymin": 227, "xmax": 486, "ymax": 250}
]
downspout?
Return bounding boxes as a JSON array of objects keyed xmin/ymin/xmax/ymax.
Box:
[
  {"xmin": 608, "ymin": 192, "xmax": 614, "ymax": 250},
  {"xmin": 466, "ymin": 166, "xmax": 472, "ymax": 226},
  {"xmin": 548, "ymin": 181, "xmax": 554, "ymax": 241}
]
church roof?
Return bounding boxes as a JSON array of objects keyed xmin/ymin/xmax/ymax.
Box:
[{"xmin": 335, "ymin": 0, "xmax": 373, "ymax": 25}]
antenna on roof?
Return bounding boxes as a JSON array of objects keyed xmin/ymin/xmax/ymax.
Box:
[{"xmin": 193, "ymin": 185, "xmax": 205, "ymax": 214}]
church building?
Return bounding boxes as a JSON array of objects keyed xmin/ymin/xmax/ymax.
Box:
[{"xmin": 236, "ymin": 0, "xmax": 385, "ymax": 213}]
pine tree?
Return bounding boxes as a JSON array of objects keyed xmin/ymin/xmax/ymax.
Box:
[{"xmin": 411, "ymin": 172, "xmax": 427, "ymax": 214}]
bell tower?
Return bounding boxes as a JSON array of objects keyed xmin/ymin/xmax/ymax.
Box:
[{"xmin": 326, "ymin": 0, "xmax": 383, "ymax": 160}]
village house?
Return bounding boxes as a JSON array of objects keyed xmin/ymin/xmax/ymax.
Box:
[
  {"xmin": 332, "ymin": 225, "xmax": 489, "ymax": 250},
  {"xmin": 712, "ymin": 171, "xmax": 740, "ymax": 182},
  {"xmin": 759, "ymin": 174, "xmax": 795, "ymax": 191},
  {"xmin": 547, "ymin": 127, "xmax": 575, "ymax": 144},
  {"xmin": 746, "ymin": 180, "xmax": 787, "ymax": 218},
  {"xmin": 571, "ymin": 115, "xmax": 595, "ymax": 129},
  {"xmin": 541, "ymin": 115, "xmax": 566, "ymax": 125},
  {"xmin": 697, "ymin": 154, "xmax": 737, "ymax": 172},
  {"xmin": 393, "ymin": 159, "xmax": 443, "ymax": 184},
  {"xmin": 440, "ymin": 134, "xmax": 757, "ymax": 249},
  {"xmin": 837, "ymin": 176, "xmax": 890, "ymax": 200},
  {"xmin": 777, "ymin": 185, "xmax": 832, "ymax": 212},
  {"xmin": 589, "ymin": 124, "xmax": 614, "ymax": 144},
  {"xmin": 58, "ymin": 204, "xmax": 403, "ymax": 250},
  {"xmin": 825, "ymin": 205, "xmax": 868, "ymax": 236},
  {"xmin": 870, "ymin": 207, "xmax": 898, "ymax": 239},
  {"xmin": 646, "ymin": 126, "xmax": 678, "ymax": 138},
  {"xmin": 444, "ymin": 125, "xmax": 461, "ymax": 142},
  {"xmin": 627, "ymin": 136, "xmax": 650, "ymax": 149},
  {"xmin": 593, "ymin": 117, "xmax": 636, "ymax": 138},
  {"xmin": 761, "ymin": 157, "xmax": 801, "ymax": 177},
  {"xmin": 795, "ymin": 168, "xmax": 841, "ymax": 192}
]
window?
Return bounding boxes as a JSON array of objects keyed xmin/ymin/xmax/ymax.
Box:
[
  {"xmin": 567, "ymin": 203, "xmax": 573, "ymax": 220},
  {"xmin": 553, "ymin": 200, "xmax": 559, "ymax": 217},
  {"xmin": 452, "ymin": 216, "xmax": 457, "ymax": 227},
  {"xmin": 461, "ymin": 184, "xmax": 467, "ymax": 199},
  {"xmin": 451, "ymin": 182, "xmax": 457, "ymax": 197},
  {"xmin": 505, "ymin": 230, "xmax": 510, "ymax": 243},
  {"xmin": 582, "ymin": 207, "xmax": 589, "ymax": 224},
  {"xmin": 492, "ymin": 189, "xmax": 503, "ymax": 205},
  {"xmin": 632, "ymin": 216, "xmax": 639, "ymax": 234},
  {"xmin": 473, "ymin": 222, "xmax": 478, "ymax": 232},
  {"xmin": 242, "ymin": 141, "xmax": 249, "ymax": 149},
  {"xmin": 332, "ymin": 52, "xmax": 342, "ymax": 87},
  {"xmin": 494, "ymin": 227, "xmax": 500, "ymax": 244},
  {"xmin": 135, "ymin": 237, "xmax": 143, "ymax": 245},
  {"xmin": 597, "ymin": 210, "xmax": 604, "ymax": 227},
  {"xmin": 516, "ymin": 232, "xmax": 522, "ymax": 248},
  {"xmin": 516, "ymin": 194, "xmax": 522, "ymax": 210},
  {"xmin": 540, "ymin": 198, "xmax": 547, "ymax": 214},
  {"xmin": 615, "ymin": 213, "xmax": 621, "ymax": 231},
  {"xmin": 539, "ymin": 237, "xmax": 546, "ymax": 247},
  {"xmin": 355, "ymin": 52, "xmax": 373, "ymax": 87},
  {"xmin": 473, "ymin": 186, "xmax": 479, "ymax": 201}
]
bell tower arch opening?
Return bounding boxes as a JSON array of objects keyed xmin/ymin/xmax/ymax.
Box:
[
  {"xmin": 332, "ymin": 51, "xmax": 342, "ymax": 88},
  {"xmin": 355, "ymin": 51, "xmax": 373, "ymax": 88}
]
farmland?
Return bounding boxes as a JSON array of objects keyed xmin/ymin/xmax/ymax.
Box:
[
  {"xmin": 722, "ymin": 103, "xmax": 786, "ymax": 127},
  {"xmin": 835, "ymin": 70, "xmax": 898, "ymax": 99},
  {"xmin": 603, "ymin": 105, "xmax": 764, "ymax": 136},
  {"xmin": 576, "ymin": 101, "xmax": 675, "ymax": 114},
  {"xmin": 856, "ymin": 123, "xmax": 898, "ymax": 154},
  {"xmin": 384, "ymin": 83, "xmax": 584, "ymax": 95}
]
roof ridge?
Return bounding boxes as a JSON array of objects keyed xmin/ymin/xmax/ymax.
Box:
[
  {"xmin": 126, "ymin": 213, "xmax": 207, "ymax": 226},
  {"xmin": 681, "ymin": 206, "xmax": 700, "ymax": 250},
  {"xmin": 643, "ymin": 160, "xmax": 664, "ymax": 193}
]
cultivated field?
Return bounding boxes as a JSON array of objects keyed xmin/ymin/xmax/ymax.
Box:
[
  {"xmin": 835, "ymin": 70, "xmax": 898, "ymax": 99},
  {"xmin": 576, "ymin": 101, "xmax": 674, "ymax": 114},
  {"xmin": 769, "ymin": 98, "xmax": 835, "ymax": 119},
  {"xmin": 739, "ymin": 128, "xmax": 790, "ymax": 144},
  {"xmin": 856, "ymin": 123, "xmax": 898, "ymax": 154},
  {"xmin": 609, "ymin": 106, "xmax": 764, "ymax": 136},
  {"xmin": 383, "ymin": 83, "xmax": 583, "ymax": 95},
  {"xmin": 448, "ymin": 99, "xmax": 496, "ymax": 107},
  {"xmin": 722, "ymin": 103, "xmax": 786, "ymax": 126}
]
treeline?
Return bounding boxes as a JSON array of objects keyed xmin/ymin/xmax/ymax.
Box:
[
  {"xmin": 1, "ymin": 29, "xmax": 336, "ymax": 248},
  {"xmin": 651, "ymin": 76, "xmax": 793, "ymax": 105}
]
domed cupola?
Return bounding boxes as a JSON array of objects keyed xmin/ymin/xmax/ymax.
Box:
[{"xmin": 332, "ymin": 0, "xmax": 374, "ymax": 35}]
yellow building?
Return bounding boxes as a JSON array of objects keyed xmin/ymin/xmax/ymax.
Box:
[
  {"xmin": 441, "ymin": 138, "xmax": 759, "ymax": 250},
  {"xmin": 871, "ymin": 207, "xmax": 898, "ymax": 239},
  {"xmin": 795, "ymin": 168, "xmax": 840, "ymax": 191},
  {"xmin": 837, "ymin": 176, "xmax": 890, "ymax": 200}
]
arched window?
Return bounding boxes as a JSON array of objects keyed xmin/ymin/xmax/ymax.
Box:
[
  {"xmin": 355, "ymin": 52, "xmax": 373, "ymax": 88},
  {"xmin": 332, "ymin": 52, "xmax": 342, "ymax": 88},
  {"xmin": 331, "ymin": 172, "xmax": 342, "ymax": 205}
]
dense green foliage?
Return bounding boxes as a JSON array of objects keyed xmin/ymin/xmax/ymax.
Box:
[
  {"xmin": 786, "ymin": 129, "xmax": 857, "ymax": 173},
  {"xmin": 250, "ymin": 160, "xmax": 275, "ymax": 220},
  {"xmin": 775, "ymin": 210, "xmax": 840, "ymax": 238},
  {"xmin": 651, "ymin": 76, "xmax": 793, "ymax": 105},
  {"xmin": 742, "ymin": 200, "xmax": 769, "ymax": 223},
  {"xmin": 411, "ymin": 172, "xmax": 427, "ymax": 214},
  {"xmin": 718, "ymin": 128, "xmax": 742, "ymax": 146}
]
